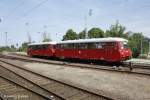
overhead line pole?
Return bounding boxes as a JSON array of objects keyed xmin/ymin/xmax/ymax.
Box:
[
  {"xmin": 149, "ymin": 41, "xmax": 150, "ymax": 54},
  {"xmin": 85, "ymin": 15, "xmax": 88, "ymax": 39},
  {"xmin": 5, "ymin": 32, "xmax": 8, "ymax": 46},
  {"xmin": 141, "ymin": 33, "xmax": 143, "ymax": 56},
  {"xmin": 85, "ymin": 9, "xmax": 93, "ymax": 39}
]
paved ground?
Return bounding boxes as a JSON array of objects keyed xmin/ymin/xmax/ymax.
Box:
[
  {"xmin": 125, "ymin": 58, "xmax": 150, "ymax": 64},
  {"xmin": 20, "ymin": 62, "xmax": 150, "ymax": 100}
]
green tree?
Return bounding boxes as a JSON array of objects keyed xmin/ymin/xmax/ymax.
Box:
[
  {"xmin": 128, "ymin": 33, "xmax": 149, "ymax": 57},
  {"xmin": 62, "ymin": 29, "xmax": 78, "ymax": 40},
  {"xmin": 78, "ymin": 30, "xmax": 86, "ymax": 39},
  {"xmin": 106, "ymin": 21, "xmax": 127, "ymax": 38},
  {"xmin": 42, "ymin": 38, "xmax": 51, "ymax": 42},
  {"xmin": 19, "ymin": 42, "xmax": 28, "ymax": 52},
  {"xmin": 0, "ymin": 46, "xmax": 11, "ymax": 52},
  {"xmin": 88, "ymin": 27, "xmax": 104, "ymax": 38},
  {"xmin": 10, "ymin": 45, "xmax": 16, "ymax": 52}
]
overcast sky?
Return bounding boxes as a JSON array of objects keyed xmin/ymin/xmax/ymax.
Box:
[{"xmin": 0, "ymin": 0, "xmax": 150, "ymax": 46}]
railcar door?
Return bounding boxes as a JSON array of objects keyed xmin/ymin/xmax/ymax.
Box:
[{"xmin": 104, "ymin": 42, "xmax": 114, "ymax": 62}]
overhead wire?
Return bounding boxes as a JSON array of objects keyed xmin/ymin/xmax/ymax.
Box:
[
  {"xmin": 1, "ymin": 0, "xmax": 49, "ymax": 23},
  {"xmin": 3, "ymin": 0, "xmax": 26, "ymax": 20},
  {"xmin": 20, "ymin": 0, "xmax": 49, "ymax": 20}
]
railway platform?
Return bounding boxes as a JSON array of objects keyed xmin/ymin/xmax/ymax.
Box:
[{"xmin": 125, "ymin": 58, "xmax": 150, "ymax": 64}]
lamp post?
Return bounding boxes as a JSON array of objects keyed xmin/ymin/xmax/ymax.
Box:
[{"xmin": 85, "ymin": 9, "xmax": 93, "ymax": 39}]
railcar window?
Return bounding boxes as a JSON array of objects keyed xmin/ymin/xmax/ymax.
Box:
[
  {"xmin": 64, "ymin": 44, "xmax": 68, "ymax": 48},
  {"xmin": 74, "ymin": 43, "xmax": 79, "ymax": 49},
  {"xmin": 101, "ymin": 42, "xmax": 106, "ymax": 46},
  {"xmin": 59, "ymin": 44, "xmax": 63, "ymax": 48},
  {"xmin": 61, "ymin": 44, "xmax": 68, "ymax": 49},
  {"xmin": 87, "ymin": 43, "xmax": 96, "ymax": 49},
  {"xmin": 34, "ymin": 45, "xmax": 37, "ymax": 49},
  {"xmin": 32, "ymin": 46, "xmax": 34, "ymax": 49},
  {"xmin": 123, "ymin": 42, "xmax": 128, "ymax": 49},
  {"xmin": 59, "ymin": 44, "xmax": 62, "ymax": 48},
  {"xmin": 33, "ymin": 45, "xmax": 36, "ymax": 49},
  {"xmin": 41, "ymin": 45, "xmax": 44, "ymax": 49},
  {"xmin": 53, "ymin": 45, "xmax": 56, "ymax": 49},
  {"xmin": 79, "ymin": 43, "xmax": 87, "ymax": 49},
  {"xmin": 68, "ymin": 43, "xmax": 74, "ymax": 49},
  {"xmin": 109, "ymin": 42, "xmax": 115, "ymax": 47},
  {"xmin": 42, "ymin": 45, "xmax": 45, "ymax": 49},
  {"xmin": 46, "ymin": 44, "xmax": 49, "ymax": 49},
  {"xmin": 28, "ymin": 46, "xmax": 32, "ymax": 49},
  {"xmin": 42, "ymin": 45, "xmax": 46, "ymax": 49},
  {"xmin": 39, "ymin": 45, "xmax": 42, "ymax": 49},
  {"xmin": 62, "ymin": 44, "xmax": 64, "ymax": 48},
  {"xmin": 61, "ymin": 44, "xmax": 64, "ymax": 48},
  {"xmin": 100, "ymin": 42, "xmax": 107, "ymax": 48},
  {"xmin": 57, "ymin": 44, "xmax": 61, "ymax": 48},
  {"xmin": 96, "ymin": 43, "xmax": 102, "ymax": 49},
  {"xmin": 36, "ymin": 45, "xmax": 40, "ymax": 49},
  {"xmin": 120, "ymin": 42, "xmax": 128, "ymax": 49}
]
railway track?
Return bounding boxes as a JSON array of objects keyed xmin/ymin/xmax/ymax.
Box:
[
  {"xmin": 0, "ymin": 61, "xmax": 63, "ymax": 100},
  {"xmin": 0, "ymin": 57, "xmax": 111, "ymax": 100},
  {"xmin": 0, "ymin": 77, "xmax": 48, "ymax": 100},
  {"xmin": 0, "ymin": 76, "xmax": 49, "ymax": 100},
  {"xmin": 1, "ymin": 53, "xmax": 150, "ymax": 76}
]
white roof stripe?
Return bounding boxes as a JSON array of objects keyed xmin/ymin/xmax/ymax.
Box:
[
  {"xmin": 58, "ymin": 37, "xmax": 128, "ymax": 44},
  {"xmin": 28, "ymin": 41, "xmax": 56, "ymax": 46},
  {"xmin": 28, "ymin": 38, "xmax": 128, "ymax": 46}
]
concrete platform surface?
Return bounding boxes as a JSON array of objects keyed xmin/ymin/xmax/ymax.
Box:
[
  {"xmin": 20, "ymin": 62, "xmax": 150, "ymax": 100},
  {"xmin": 125, "ymin": 58, "xmax": 150, "ymax": 64}
]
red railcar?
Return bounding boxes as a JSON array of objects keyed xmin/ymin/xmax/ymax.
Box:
[
  {"xmin": 27, "ymin": 42, "xmax": 56, "ymax": 57},
  {"xmin": 27, "ymin": 38, "xmax": 132, "ymax": 63},
  {"xmin": 55, "ymin": 38, "xmax": 132, "ymax": 62}
]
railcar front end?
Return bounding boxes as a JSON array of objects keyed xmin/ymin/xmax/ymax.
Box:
[{"xmin": 27, "ymin": 42, "xmax": 56, "ymax": 57}]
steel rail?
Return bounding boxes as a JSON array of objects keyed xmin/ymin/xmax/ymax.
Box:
[
  {"xmin": 0, "ymin": 62, "xmax": 64, "ymax": 100},
  {"xmin": 0, "ymin": 57, "xmax": 113, "ymax": 100},
  {"xmin": 0, "ymin": 76, "xmax": 46, "ymax": 100}
]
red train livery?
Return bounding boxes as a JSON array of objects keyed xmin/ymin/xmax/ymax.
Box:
[
  {"xmin": 27, "ymin": 37, "xmax": 132, "ymax": 62},
  {"xmin": 27, "ymin": 42, "xmax": 56, "ymax": 57}
]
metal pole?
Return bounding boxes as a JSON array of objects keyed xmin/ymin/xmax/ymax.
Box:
[
  {"xmin": 5, "ymin": 32, "xmax": 7, "ymax": 46},
  {"xmin": 43, "ymin": 25, "xmax": 47, "ymax": 41},
  {"xmin": 141, "ymin": 33, "xmax": 143, "ymax": 56},
  {"xmin": 25, "ymin": 22, "xmax": 31, "ymax": 43},
  {"xmin": 84, "ymin": 15, "xmax": 88, "ymax": 39},
  {"xmin": 84, "ymin": 9, "xmax": 93, "ymax": 39},
  {"xmin": 149, "ymin": 41, "xmax": 150, "ymax": 53}
]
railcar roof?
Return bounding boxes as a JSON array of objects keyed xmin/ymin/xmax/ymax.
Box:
[
  {"xmin": 58, "ymin": 37, "xmax": 128, "ymax": 44},
  {"xmin": 28, "ymin": 42, "xmax": 56, "ymax": 46}
]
